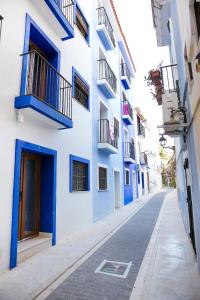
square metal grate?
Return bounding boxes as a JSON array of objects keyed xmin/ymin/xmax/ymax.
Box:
[{"xmin": 95, "ymin": 260, "xmax": 132, "ymax": 278}]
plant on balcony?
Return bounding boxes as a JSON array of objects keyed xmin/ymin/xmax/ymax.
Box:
[{"xmin": 145, "ymin": 62, "xmax": 163, "ymax": 105}]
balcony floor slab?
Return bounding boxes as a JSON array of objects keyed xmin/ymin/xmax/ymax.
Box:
[
  {"xmin": 97, "ymin": 143, "xmax": 118, "ymax": 154},
  {"xmin": 15, "ymin": 95, "xmax": 73, "ymax": 129},
  {"xmin": 121, "ymin": 76, "xmax": 131, "ymax": 90},
  {"xmin": 96, "ymin": 24, "xmax": 114, "ymax": 51},
  {"xmin": 122, "ymin": 115, "xmax": 133, "ymax": 125},
  {"xmin": 97, "ymin": 79, "xmax": 116, "ymax": 99}
]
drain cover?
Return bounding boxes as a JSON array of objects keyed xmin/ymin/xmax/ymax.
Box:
[{"xmin": 95, "ymin": 260, "xmax": 132, "ymax": 278}]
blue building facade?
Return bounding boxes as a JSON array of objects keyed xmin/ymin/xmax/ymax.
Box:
[{"xmin": 152, "ymin": 0, "xmax": 200, "ymax": 271}]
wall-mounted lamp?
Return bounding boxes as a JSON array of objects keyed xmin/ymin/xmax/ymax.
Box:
[
  {"xmin": 0, "ymin": 15, "xmax": 3, "ymax": 41},
  {"xmin": 159, "ymin": 134, "xmax": 167, "ymax": 148},
  {"xmin": 159, "ymin": 134, "xmax": 175, "ymax": 150}
]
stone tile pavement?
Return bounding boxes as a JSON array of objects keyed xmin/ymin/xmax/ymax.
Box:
[
  {"xmin": 1, "ymin": 190, "xmax": 200, "ymax": 300},
  {"xmin": 0, "ymin": 191, "xmax": 157, "ymax": 300},
  {"xmin": 45, "ymin": 192, "xmax": 167, "ymax": 300}
]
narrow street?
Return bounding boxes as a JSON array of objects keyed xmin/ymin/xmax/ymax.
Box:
[
  {"xmin": 45, "ymin": 191, "xmax": 166, "ymax": 300},
  {"xmin": 0, "ymin": 190, "xmax": 199, "ymax": 300}
]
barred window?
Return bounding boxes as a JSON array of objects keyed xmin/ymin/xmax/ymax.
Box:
[
  {"xmin": 73, "ymin": 161, "xmax": 88, "ymax": 191},
  {"xmin": 98, "ymin": 167, "xmax": 107, "ymax": 190},
  {"xmin": 76, "ymin": 6, "xmax": 89, "ymax": 42},
  {"xmin": 125, "ymin": 169, "xmax": 130, "ymax": 185},
  {"xmin": 74, "ymin": 74, "xmax": 89, "ymax": 109}
]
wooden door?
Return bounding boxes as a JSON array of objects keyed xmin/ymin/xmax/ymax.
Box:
[
  {"xmin": 28, "ymin": 41, "xmax": 47, "ymax": 100},
  {"xmin": 18, "ymin": 153, "xmax": 41, "ymax": 241}
]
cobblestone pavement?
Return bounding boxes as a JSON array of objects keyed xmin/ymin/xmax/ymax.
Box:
[{"xmin": 46, "ymin": 191, "xmax": 167, "ymax": 300}]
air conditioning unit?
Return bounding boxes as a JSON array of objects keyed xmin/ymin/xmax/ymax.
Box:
[
  {"xmin": 158, "ymin": 92, "xmax": 188, "ymax": 136},
  {"xmin": 162, "ymin": 92, "xmax": 179, "ymax": 124}
]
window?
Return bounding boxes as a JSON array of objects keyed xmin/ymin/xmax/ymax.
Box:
[
  {"xmin": 138, "ymin": 171, "xmax": 140, "ymax": 184},
  {"xmin": 73, "ymin": 68, "xmax": 90, "ymax": 109},
  {"xmin": 194, "ymin": 0, "xmax": 200, "ymax": 38},
  {"xmin": 188, "ymin": 62, "xmax": 193, "ymax": 81},
  {"xmin": 70, "ymin": 155, "xmax": 90, "ymax": 192},
  {"xmin": 114, "ymin": 117, "xmax": 119, "ymax": 136},
  {"xmin": 125, "ymin": 169, "xmax": 130, "ymax": 185},
  {"xmin": 98, "ymin": 167, "xmax": 108, "ymax": 190},
  {"xmin": 0, "ymin": 15, "xmax": 3, "ymax": 41},
  {"xmin": 76, "ymin": 5, "xmax": 89, "ymax": 43}
]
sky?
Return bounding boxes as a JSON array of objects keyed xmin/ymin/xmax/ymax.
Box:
[{"xmin": 113, "ymin": 0, "xmax": 170, "ymax": 138}]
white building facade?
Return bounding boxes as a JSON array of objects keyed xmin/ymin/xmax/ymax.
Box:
[{"xmin": 0, "ymin": 0, "xmax": 161, "ymax": 273}]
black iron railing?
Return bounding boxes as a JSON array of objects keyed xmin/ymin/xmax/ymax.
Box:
[
  {"xmin": 98, "ymin": 119, "xmax": 118, "ymax": 149},
  {"xmin": 160, "ymin": 64, "xmax": 178, "ymax": 94},
  {"xmin": 97, "ymin": 7, "xmax": 115, "ymax": 47},
  {"xmin": 54, "ymin": 0, "xmax": 74, "ymax": 28},
  {"xmin": 121, "ymin": 63, "xmax": 131, "ymax": 84},
  {"xmin": 22, "ymin": 50, "xmax": 72, "ymax": 119},
  {"xmin": 98, "ymin": 59, "xmax": 117, "ymax": 94},
  {"xmin": 140, "ymin": 152, "xmax": 148, "ymax": 165},
  {"xmin": 123, "ymin": 99, "xmax": 133, "ymax": 120},
  {"xmin": 124, "ymin": 142, "xmax": 135, "ymax": 160},
  {"xmin": 138, "ymin": 122, "xmax": 145, "ymax": 137}
]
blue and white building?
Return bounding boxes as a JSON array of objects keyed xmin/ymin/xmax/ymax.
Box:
[{"xmin": 0, "ymin": 0, "xmax": 161, "ymax": 273}]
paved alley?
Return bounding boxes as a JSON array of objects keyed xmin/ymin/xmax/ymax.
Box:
[
  {"xmin": 0, "ymin": 190, "xmax": 200, "ymax": 300},
  {"xmin": 43, "ymin": 192, "xmax": 167, "ymax": 300}
]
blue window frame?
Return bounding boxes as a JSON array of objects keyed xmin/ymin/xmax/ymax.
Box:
[
  {"xmin": 75, "ymin": 2, "xmax": 90, "ymax": 45},
  {"xmin": 72, "ymin": 67, "xmax": 90, "ymax": 110},
  {"xmin": 70, "ymin": 155, "xmax": 90, "ymax": 192}
]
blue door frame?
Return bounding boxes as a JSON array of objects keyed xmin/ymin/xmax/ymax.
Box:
[{"xmin": 10, "ymin": 139, "xmax": 57, "ymax": 269}]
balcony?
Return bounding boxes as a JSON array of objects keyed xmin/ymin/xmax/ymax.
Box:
[
  {"xmin": 40, "ymin": 0, "xmax": 74, "ymax": 40},
  {"xmin": 98, "ymin": 119, "xmax": 119, "ymax": 154},
  {"xmin": 124, "ymin": 142, "xmax": 135, "ymax": 164},
  {"xmin": 97, "ymin": 59, "xmax": 117, "ymax": 99},
  {"xmin": 121, "ymin": 63, "xmax": 131, "ymax": 89},
  {"xmin": 140, "ymin": 152, "xmax": 148, "ymax": 166},
  {"xmin": 15, "ymin": 50, "xmax": 73, "ymax": 129},
  {"xmin": 122, "ymin": 99, "xmax": 133, "ymax": 125},
  {"xmin": 138, "ymin": 122, "xmax": 145, "ymax": 138},
  {"xmin": 96, "ymin": 7, "xmax": 115, "ymax": 50}
]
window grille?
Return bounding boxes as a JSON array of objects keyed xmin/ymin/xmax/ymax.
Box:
[
  {"xmin": 73, "ymin": 161, "xmax": 88, "ymax": 191},
  {"xmin": 74, "ymin": 75, "xmax": 89, "ymax": 108},
  {"xmin": 125, "ymin": 170, "xmax": 130, "ymax": 185},
  {"xmin": 99, "ymin": 167, "xmax": 107, "ymax": 190},
  {"xmin": 76, "ymin": 6, "xmax": 89, "ymax": 41}
]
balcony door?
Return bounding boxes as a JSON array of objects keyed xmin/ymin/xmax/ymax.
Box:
[
  {"xmin": 28, "ymin": 41, "xmax": 48, "ymax": 101},
  {"xmin": 18, "ymin": 153, "xmax": 41, "ymax": 241}
]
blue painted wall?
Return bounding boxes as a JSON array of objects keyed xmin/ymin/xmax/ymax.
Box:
[{"xmin": 169, "ymin": 0, "xmax": 200, "ymax": 269}]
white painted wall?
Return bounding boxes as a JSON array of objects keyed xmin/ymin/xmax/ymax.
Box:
[{"xmin": 0, "ymin": 0, "xmax": 93, "ymax": 272}]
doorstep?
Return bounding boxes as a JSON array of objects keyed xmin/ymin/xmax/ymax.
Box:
[{"xmin": 17, "ymin": 233, "xmax": 52, "ymax": 265}]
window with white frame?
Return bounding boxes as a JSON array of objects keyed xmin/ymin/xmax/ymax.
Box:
[
  {"xmin": 98, "ymin": 166, "xmax": 108, "ymax": 190},
  {"xmin": 125, "ymin": 169, "xmax": 130, "ymax": 185}
]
